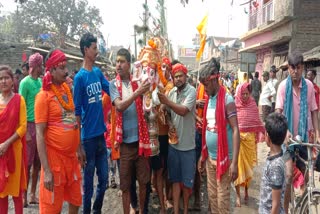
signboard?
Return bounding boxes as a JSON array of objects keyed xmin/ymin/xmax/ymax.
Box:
[
  {"xmin": 179, "ymin": 48, "xmax": 196, "ymax": 57},
  {"xmin": 185, "ymin": 48, "xmax": 196, "ymax": 57}
]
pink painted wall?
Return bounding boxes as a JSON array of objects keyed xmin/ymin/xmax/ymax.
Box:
[
  {"xmin": 255, "ymin": 48, "xmax": 272, "ymax": 80},
  {"xmin": 244, "ymin": 31, "xmax": 272, "ymax": 48}
]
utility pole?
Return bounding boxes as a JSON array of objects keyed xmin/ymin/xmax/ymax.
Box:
[
  {"xmin": 143, "ymin": 0, "xmax": 148, "ymax": 45},
  {"xmin": 134, "ymin": 27, "xmax": 137, "ymax": 59}
]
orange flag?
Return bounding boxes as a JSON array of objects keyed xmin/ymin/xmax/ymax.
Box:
[{"xmin": 196, "ymin": 14, "xmax": 208, "ymax": 61}]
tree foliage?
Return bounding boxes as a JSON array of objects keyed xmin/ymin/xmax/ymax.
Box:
[
  {"xmin": 14, "ymin": 0, "xmax": 28, "ymax": 3},
  {"xmin": 13, "ymin": 0, "xmax": 103, "ymax": 47}
]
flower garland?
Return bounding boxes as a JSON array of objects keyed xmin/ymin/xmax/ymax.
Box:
[
  {"xmin": 51, "ymin": 83, "xmax": 75, "ymax": 111},
  {"xmin": 148, "ymin": 39, "xmax": 157, "ymax": 49},
  {"xmin": 147, "ymin": 39, "xmax": 168, "ymax": 87},
  {"xmin": 157, "ymin": 63, "xmax": 168, "ymax": 87}
]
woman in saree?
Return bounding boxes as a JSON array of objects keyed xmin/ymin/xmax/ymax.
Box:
[
  {"xmin": 0, "ymin": 65, "xmax": 27, "ymax": 214},
  {"xmin": 234, "ymin": 82, "xmax": 265, "ymax": 207}
]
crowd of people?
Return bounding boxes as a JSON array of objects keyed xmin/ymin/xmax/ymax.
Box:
[{"xmin": 0, "ymin": 31, "xmax": 320, "ymax": 214}]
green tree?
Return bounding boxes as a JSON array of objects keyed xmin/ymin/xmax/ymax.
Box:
[{"xmin": 14, "ymin": 0, "xmax": 103, "ymax": 47}]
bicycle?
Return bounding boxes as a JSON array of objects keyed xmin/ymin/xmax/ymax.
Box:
[{"xmin": 288, "ymin": 137, "xmax": 320, "ymax": 214}]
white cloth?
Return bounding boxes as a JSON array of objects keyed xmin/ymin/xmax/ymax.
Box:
[
  {"xmin": 259, "ymin": 79, "xmax": 276, "ymax": 107},
  {"xmin": 271, "ymin": 78, "xmax": 278, "ymax": 103}
]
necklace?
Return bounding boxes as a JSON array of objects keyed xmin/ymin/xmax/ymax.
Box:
[{"xmin": 51, "ymin": 83, "xmax": 74, "ymax": 111}]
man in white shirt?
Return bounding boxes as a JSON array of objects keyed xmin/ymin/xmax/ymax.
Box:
[
  {"xmin": 270, "ymin": 65, "xmax": 278, "ymax": 112},
  {"xmin": 259, "ymin": 71, "xmax": 276, "ymax": 121}
]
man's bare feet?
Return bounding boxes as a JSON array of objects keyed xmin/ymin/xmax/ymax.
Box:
[
  {"xmin": 165, "ymin": 200, "xmax": 173, "ymax": 209},
  {"xmin": 236, "ymin": 197, "xmax": 241, "ymax": 207},
  {"xmin": 130, "ymin": 206, "xmax": 136, "ymax": 214},
  {"xmin": 29, "ymin": 194, "xmax": 39, "ymax": 204}
]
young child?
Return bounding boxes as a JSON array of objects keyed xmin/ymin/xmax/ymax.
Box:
[{"xmin": 259, "ymin": 112, "xmax": 288, "ymax": 214}]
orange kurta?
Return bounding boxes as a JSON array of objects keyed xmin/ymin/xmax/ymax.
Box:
[
  {"xmin": 35, "ymin": 86, "xmax": 82, "ymax": 213},
  {"xmin": 0, "ymin": 97, "xmax": 27, "ymax": 198}
]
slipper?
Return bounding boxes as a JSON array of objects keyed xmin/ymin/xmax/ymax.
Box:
[
  {"xmin": 29, "ymin": 195, "xmax": 39, "ymax": 204},
  {"xmin": 29, "ymin": 201, "xmax": 39, "ymax": 204}
]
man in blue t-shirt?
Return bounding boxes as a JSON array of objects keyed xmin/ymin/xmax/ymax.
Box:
[{"xmin": 73, "ymin": 32, "xmax": 110, "ymax": 214}]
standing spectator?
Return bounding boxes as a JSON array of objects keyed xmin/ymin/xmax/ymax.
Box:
[
  {"xmin": 13, "ymin": 69, "xmax": 24, "ymax": 93},
  {"xmin": 110, "ymin": 48, "xmax": 151, "ymax": 214},
  {"xmin": 35, "ymin": 49, "xmax": 84, "ymax": 214},
  {"xmin": 243, "ymin": 72, "xmax": 248, "ymax": 83},
  {"xmin": 73, "ymin": 32, "xmax": 110, "ymax": 214},
  {"xmin": 223, "ymin": 73, "xmax": 232, "ymax": 91},
  {"xmin": 270, "ymin": 65, "xmax": 278, "ymax": 112},
  {"xmin": 0, "ymin": 65, "xmax": 27, "ymax": 214},
  {"xmin": 250, "ymin": 72, "xmax": 262, "ymax": 106},
  {"xmin": 21, "ymin": 62, "xmax": 29, "ymax": 77},
  {"xmin": 276, "ymin": 52, "xmax": 319, "ymax": 213},
  {"xmin": 19, "ymin": 52, "xmax": 43, "ymax": 206},
  {"xmin": 306, "ymin": 69, "xmax": 320, "ymax": 110},
  {"xmin": 259, "ymin": 113, "xmax": 287, "ymax": 214},
  {"xmin": 157, "ymin": 63, "xmax": 197, "ymax": 214},
  {"xmin": 197, "ymin": 57, "xmax": 240, "ymax": 214},
  {"xmin": 259, "ymin": 71, "xmax": 276, "ymax": 122},
  {"xmin": 234, "ymin": 82, "xmax": 265, "ymax": 207},
  {"xmin": 233, "ymin": 74, "xmax": 239, "ymax": 92}
]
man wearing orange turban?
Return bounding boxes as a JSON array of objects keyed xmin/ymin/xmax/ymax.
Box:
[
  {"xmin": 158, "ymin": 62, "xmax": 197, "ymax": 214},
  {"xmin": 35, "ymin": 49, "xmax": 85, "ymax": 213}
]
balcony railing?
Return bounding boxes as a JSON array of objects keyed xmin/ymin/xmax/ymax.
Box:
[
  {"xmin": 249, "ymin": 0, "xmax": 274, "ymax": 30},
  {"xmin": 263, "ymin": 1, "xmax": 274, "ymax": 23},
  {"xmin": 249, "ymin": 11, "xmax": 258, "ymax": 30}
]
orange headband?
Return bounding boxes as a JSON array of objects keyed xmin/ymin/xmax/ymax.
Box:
[{"xmin": 172, "ymin": 63, "xmax": 187, "ymax": 75}]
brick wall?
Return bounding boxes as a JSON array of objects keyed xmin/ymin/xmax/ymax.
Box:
[
  {"xmin": 290, "ymin": 0, "xmax": 320, "ymax": 53},
  {"xmin": 0, "ymin": 43, "xmax": 31, "ymax": 70}
]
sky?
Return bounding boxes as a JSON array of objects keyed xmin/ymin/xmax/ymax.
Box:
[{"xmin": 0, "ymin": 0, "xmax": 249, "ymax": 58}]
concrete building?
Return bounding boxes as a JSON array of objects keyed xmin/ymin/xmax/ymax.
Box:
[
  {"xmin": 239, "ymin": 0, "xmax": 320, "ymax": 76},
  {"xmin": 200, "ymin": 36, "xmax": 242, "ymax": 73}
]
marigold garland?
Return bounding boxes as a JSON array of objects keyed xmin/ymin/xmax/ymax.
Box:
[
  {"xmin": 157, "ymin": 63, "xmax": 168, "ymax": 87},
  {"xmin": 51, "ymin": 83, "xmax": 75, "ymax": 111},
  {"xmin": 148, "ymin": 39, "xmax": 157, "ymax": 49}
]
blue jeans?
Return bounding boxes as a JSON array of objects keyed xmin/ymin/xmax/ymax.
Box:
[{"xmin": 82, "ymin": 135, "xmax": 108, "ymax": 214}]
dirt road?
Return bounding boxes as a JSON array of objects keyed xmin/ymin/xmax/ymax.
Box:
[{"xmin": 12, "ymin": 143, "xmax": 270, "ymax": 213}]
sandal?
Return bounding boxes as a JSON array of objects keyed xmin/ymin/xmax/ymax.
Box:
[{"xmin": 29, "ymin": 195, "xmax": 39, "ymax": 204}]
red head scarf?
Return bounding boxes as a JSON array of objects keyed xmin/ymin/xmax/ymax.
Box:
[
  {"xmin": 172, "ymin": 63, "xmax": 188, "ymax": 76},
  {"xmin": 162, "ymin": 57, "xmax": 172, "ymax": 70},
  {"xmin": 43, "ymin": 49, "xmax": 66, "ymax": 90},
  {"xmin": 28, "ymin": 52, "xmax": 43, "ymax": 74},
  {"xmin": 235, "ymin": 82, "xmax": 265, "ymax": 134}
]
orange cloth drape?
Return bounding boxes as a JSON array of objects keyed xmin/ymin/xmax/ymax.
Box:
[{"xmin": 110, "ymin": 107, "xmax": 120, "ymax": 160}]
